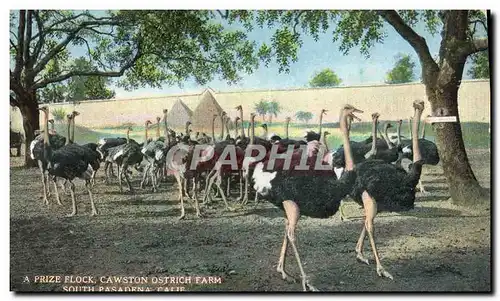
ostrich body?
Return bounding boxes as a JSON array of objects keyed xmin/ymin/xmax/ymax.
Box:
[
  {"xmin": 30, "ymin": 114, "xmax": 66, "ymax": 204},
  {"xmin": 112, "ymin": 127, "xmax": 143, "ymax": 193},
  {"xmin": 252, "ymin": 105, "xmax": 361, "ymax": 291},
  {"xmin": 349, "ymin": 100, "xmax": 425, "ymax": 280},
  {"xmin": 38, "ymin": 106, "xmax": 98, "ymax": 216},
  {"xmin": 305, "ymin": 109, "xmax": 327, "ymax": 142}
]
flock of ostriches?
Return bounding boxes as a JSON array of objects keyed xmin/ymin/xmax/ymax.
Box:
[{"xmin": 29, "ymin": 101, "xmax": 439, "ymax": 291}]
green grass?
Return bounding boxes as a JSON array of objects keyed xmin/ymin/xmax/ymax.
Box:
[{"xmin": 53, "ymin": 122, "xmax": 490, "ymax": 150}]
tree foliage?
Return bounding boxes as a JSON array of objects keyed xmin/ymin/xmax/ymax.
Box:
[
  {"xmin": 267, "ymin": 100, "xmax": 281, "ymax": 123},
  {"xmin": 295, "ymin": 111, "xmax": 313, "ymax": 123},
  {"xmin": 225, "ymin": 9, "xmax": 489, "ymax": 204},
  {"xmin": 309, "ymin": 68, "xmax": 342, "ymax": 87},
  {"xmin": 254, "ymin": 99, "xmax": 269, "ymax": 121},
  {"xmin": 10, "ymin": 10, "xmax": 261, "ymax": 166},
  {"xmin": 385, "ymin": 53, "xmax": 416, "ymax": 84},
  {"xmin": 467, "ymin": 51, "xmax": 489, "ymax": 79}
]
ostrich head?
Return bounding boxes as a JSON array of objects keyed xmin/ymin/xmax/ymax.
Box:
[
  {"xmin": 413, "ymin": 100, "xmax": 425, "ymax": 112},
  {"xmin": 250, "ymin": 112, "xmax": 257, "ymax": 120},
  {"xmin": 252, "ymin": 162, "xmax": 277, "ymax": 196},
  {"xmin": 156, "ymin": 116, "xmax": 161, "ymax": 123},
  {"xmin": 371, "ymin": 112, "xmax": 380, "ymax": 120},
  {"xmin": 323, "ymin": 130, "xmax": 331, "ymax": 136},
  {"xmin": 321, "ymin": 109, "xmax": 328, "ymax": 115},
  {"xmin": 285, "ymin": 117, "xmax": 291, "ymax": 123},
  {"xmin": 212, "ymin": 114, "xmax": 218, "ymax": 121},
  {"xmin": 163, "ymin": 109, "xmax": 168, "ymax": 115},
  {"xmin": 72, "ymin": 111, "xmax": 80, "ymax": 117},
  {"xmin": 66, "ymin": 114, "xmax": 73, "ymax": 121},
  {"xmin": 261, "ymin": 123, "xmax": 268, "ymax": 130},
  {"xmin": 385, "ymin": 123, "xmax": 393, "ymax": 129},
  {"xmin": 145, "ymin": 120, "xmax": 152, "ymax": 126},
  {"xmin": 235, "ymin": 105, "xmax": 242, "ymax": 111},
  {"xmin": 48, "ymin": 119, "xmax": 55, "ymax": 125},
  {"xmin": 397, "ymin": 119, "xmax": 403, "ymax": 126},
  {"xmin": 37, "ymin": 106, "xmax": 49, "ymax": 114}
]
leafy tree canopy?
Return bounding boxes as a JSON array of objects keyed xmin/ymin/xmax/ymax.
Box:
[
  {"xmin": 385, "ymin": 53, "xmax": 416, "ymax": 84},
  {"xmin": 295, "ymin": 111, "xmax": 313, "ymax": 123},
  {"xmin": 309, "ymin": 68, "xmax": 342, "ymax": 87},
  {"xmin": 467, "ymin": 51, "xmax": 489, "ymax": 79}
]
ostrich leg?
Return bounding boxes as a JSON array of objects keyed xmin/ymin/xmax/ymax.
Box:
[
  {"xmin": 355, "ymin": 221, "xmax": 370, "ymax": 265},
  {"xmin": 238, "ymin": 171, "xmax": 243, "ymax": 201},
  {"xmin": 38, "ymin": 162, "xmax": 49, "ymax": 205},
  {"xmin": 118, "ymin": 164, "xmax": 124, "ymax": 193},
  {"xmin": 66, "ymin": 181, "xmax": 77, "ymax": 217},
  {"xmin": 52, "ymin": 178, "xmax": 63, "ymax": 205},
  {"xmin": 140, "ymin": 162, "xmax": 151, "ymax": 189},
  {"xmin": 282, "ymin": 200, "xmax": 318, "ymax": 291},
  {"xmin": 122, "ymin": 163, "xmax": 134, "ymax": 193},
  {"xmin": 276, "ymin": 219, "xmax": 296, "ymax": 283},
  {"xmin": 214, "ymin": 173, "xmax": 231, "ymax": 211},
  {"xmin": 418, "ymin": 180, "xmax": 428, "ymax": 194},
  {"xmin": 175, "ymin": 173, "xmax": 186, "ymax": 220},
  {"xmin": 85, "ymin": 180, "xmax": 98, "ymax": 216},
  {"xmin": 362, "ymin": 191, "xmax": 393, "ymax": 279}
]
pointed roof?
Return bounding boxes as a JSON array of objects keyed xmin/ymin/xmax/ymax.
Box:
[
  {"xmin": 192, "ymin": 88, "xmax": 225, "ymax": 132},
  {"xmin": 167, "ymin": 98, "xmax": 193, "ymax": 129}
]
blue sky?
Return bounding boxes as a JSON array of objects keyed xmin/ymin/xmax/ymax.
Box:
[{"xmin": 69, "ymin": 12, "xmax": 477, "ymax": 98}]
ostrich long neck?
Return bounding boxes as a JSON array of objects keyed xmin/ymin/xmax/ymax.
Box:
[
  {"xmin": 341, "ymin": 113, "xmax": 354, "ymax": 171},
  {"xmin": 239, "ymin": 109, "xmax": 245, "ymax": 138},
  {"xmin": 234, "ymin": 119, "xmax": 239, "ymax": 138},
  {"xmin": 397, "ymin": 122, "xmax": 402, "ymax": 146},
  {"xmin": 263, "ymin": 126, "xmax": 268, "ymax": 139},
  {"xmin": 42, "ymin": 110, "xmax": 52, "ymax": 159},
  {"xmin": 322, "ymin": 133, "xmax": 329, "ymax": 152},
  {"xmin": 163, "ymin": 113, "xmax": 170, "ymax": 147},
  {"xmin": 50, "ymin": 121, "xmax": 55, "ymax": 133},
  {"xmin": 126, "ymin": 129, "xmax": 131, "ymax": 144},
  {"xmin": 370, "ymin": 117, "xmax": 378, "ymax": 156},
  {"xmin": 225, "ymin": 118, "xmax": 230, "ymax": 139},
  {"xmin": 383, "ymin": 124, "xmax": 393, "ymax": 149},
  {"xmin": 66, "ymin": 118, "xmax": 72, "ymax": 145},
  {"xmin": 156, "ymin": 120, "xmax": 160, "ymax": 139},
  {"xmin": 211, "ymin": 117, "xmax": 216, "ymax": 143},
  {"xmin": 421, "ymin": 120, "xmax": 426, "ymax": 139},
  {"xmin": 144, "ymin": 122, "xmax": 149, "ymax": 143},
  {"xmin": 250, "ymin": 117, "xmax": 255, "ymax": 145},
  {"xmin": 319, "ymin": 112, "xmax": 324, "ymax": 136},
  {"xmin": 285, "ymin": 119, "xmax": 289, "ymax": 139},
  {"xmin": 408, "ymin": 118, "xmax": 413, "ymax": 140},
  {"xmin": 71, "ymin": 116, "xmax": 76, "ymax": 143},
  {"xmin": 185, "ymin": 122, "xmax": 190, "ymax": 137},
  {"xmin": 412, "ymin": 109, "xmax": 423, "ymax": 162},
  {"xmin": 220, "ymin": 115, "xmax": 224, "ymax": 140}
]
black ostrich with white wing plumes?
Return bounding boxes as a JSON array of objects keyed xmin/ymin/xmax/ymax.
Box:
[
  {"xmin": 251, "ymin": 104, "xmax": 363, "ymax": 291},
  {"xmin": 38, "ymin": 106, "xmax": 99, "ymax": 217},
  {"xmin": 348, "ymin": 100, "xmax": 426, "ymax": 281}
]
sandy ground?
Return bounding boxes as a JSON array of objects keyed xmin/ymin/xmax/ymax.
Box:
[{"xmin": 10, "ymin": 149, "xmax": 491, "ymax": 292}]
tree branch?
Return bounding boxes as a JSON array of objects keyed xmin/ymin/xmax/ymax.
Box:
[
  {"xmin": 32, "ymin": 19, "xmax": 123, "ymax": 76},
  {"xmin": 377, "ymin": 10, "xmax": 439, "ymax": 73},
  {"xmin": 461, "ymin": 37, "xmax": 488, "ymax": 57},
  {"xmin": 33, "ymin": 43, "xmax": 142, "ymax": 89},
  {"xmin": 216, "ymin": 10, "xmax": 229, "ymax": 19},
  {"xmin": 13, "ymin": 10, "xmax": 26, "ymax": 81},
  {"xmin": 23, "ymin": 10, "xmax": 33, "ymax": 71},
  {"xmin": 31, "ymin": 12, "xmax": 87, "ymax": 40},
  {"xmin": 32, "ymin": 10, "xmax": 45, "ymax": 62}
]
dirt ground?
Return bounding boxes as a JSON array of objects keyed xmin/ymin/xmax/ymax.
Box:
[{"xmin": 10, "ymin": 149, "xmax": 491, "ymax": 292}]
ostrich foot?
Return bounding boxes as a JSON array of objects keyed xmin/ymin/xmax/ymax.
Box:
[
  {"xmin": 178, "ymin": 213, "xmax": 186, "ymax": 220},
  {"xmin": 356, "ymin": 253, "xmax": 370, "ymax": 265},
  {"xmin": 65, "ymin": 211, "xmax": 76, "ymax": 218},
  {"xmin": 90, "ymin": 209, "xmax": 99, "ymax": 216},
  {"xmin": 195, "ymin": 211, "xmax": 204, "ymax": 219},
  {"xmin": 340, "ymin": 215, "xmax": 351, "ymax": 222},
  {"xmin": 376, "ymin": 265, "xmax": 393, "ymax": 280},
  {"xmin": 277, "ymin": 267, "xmax": 296, "ymax": 283},
  {"xmin": 301, "ymin": 276, "xmax": 319, "ymax": 292},
  {"xmin": 43, "ymin": 196, "xmax": 49, "ymax": 205}
]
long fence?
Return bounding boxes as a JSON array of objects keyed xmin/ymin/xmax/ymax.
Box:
[{"xmin": 9, "ymin": 79, "xmax": 490, "ymax": 133}]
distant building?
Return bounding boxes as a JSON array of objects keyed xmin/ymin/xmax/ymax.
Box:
[
  {"xmin": 191, "ymin": 88, "xmax": 225, "ymax": 133},
  {"xmin": 167, "ymin": 98, "xmax": 193, "ymax": 129}
]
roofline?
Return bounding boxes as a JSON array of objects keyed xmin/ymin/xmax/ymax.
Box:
[{"xmin": 44, "ymin": 79, "xmax": 490, "ymax": 106}]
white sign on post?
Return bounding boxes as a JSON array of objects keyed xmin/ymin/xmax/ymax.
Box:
[{"xmin": 426, "ymin": 116, "xmax": 457, "ymax": 123}]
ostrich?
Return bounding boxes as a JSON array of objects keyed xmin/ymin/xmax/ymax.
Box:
[
  {"xmin": 30, "ymin": 111, "xmax": 66, "ymax": 205},
  {"xmin": 349, "ymin": 100, "xmax": 426, "ymax": 280},
  {"xmin": 285, "ymin": 116, "xmax": 291, "ymax": 139},
  {"xmin": 305, "ymin": 109, "xmax": 327, "ymax": 142},
  {"xmin": 224, "ymin": 114, "xmax": 232, "ymax": 140},
  {"xmin": 233, "ymin": 116, "xmax": 241, "ymax": 139},
  {"xmin": 211, "ymin": 114, "xmax": 218, "ymax": 143},
  {"xmin": 38, "ymin": 106, "xmax": 98, "ymax": 217},
  {"xmin": 113, "ymin": 127, "xmax": 143, "ymax": 193},
  {"xmin": 364, "ymin": 116, "xmax": 400, "ymax": 164},
  {"xmin": 140, "ymin": 120, "xmax": 159, "ymax": 191},
  {"xmin": 322, "ymin": 130, "xmax": 331, "ymax": 152},
  {"xmin": 235, "ymin": 105, "xmax": 246, "ymax": 138},
  {"xmin": 48, "ymin": 119, "xmax": 56, "ymax": 135},
  {"xmin": 261, "ymin": 124, "xmax": 269, "ymax": 140},
  {"xmin": 398, "ymin": 115, "xmax": 439, "ymax": 194},
  {"xmin": 251, "ymin": 104, "xmax": 362, "ymax": 291}
]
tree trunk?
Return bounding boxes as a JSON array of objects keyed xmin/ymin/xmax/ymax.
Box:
[
  {"xmin": 18, "ymin": 92, "xmax": 40, "ymax": 167},
  {"xmin": 426, "ymin": 80, "xmax": 488, "ymax": 206}
]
